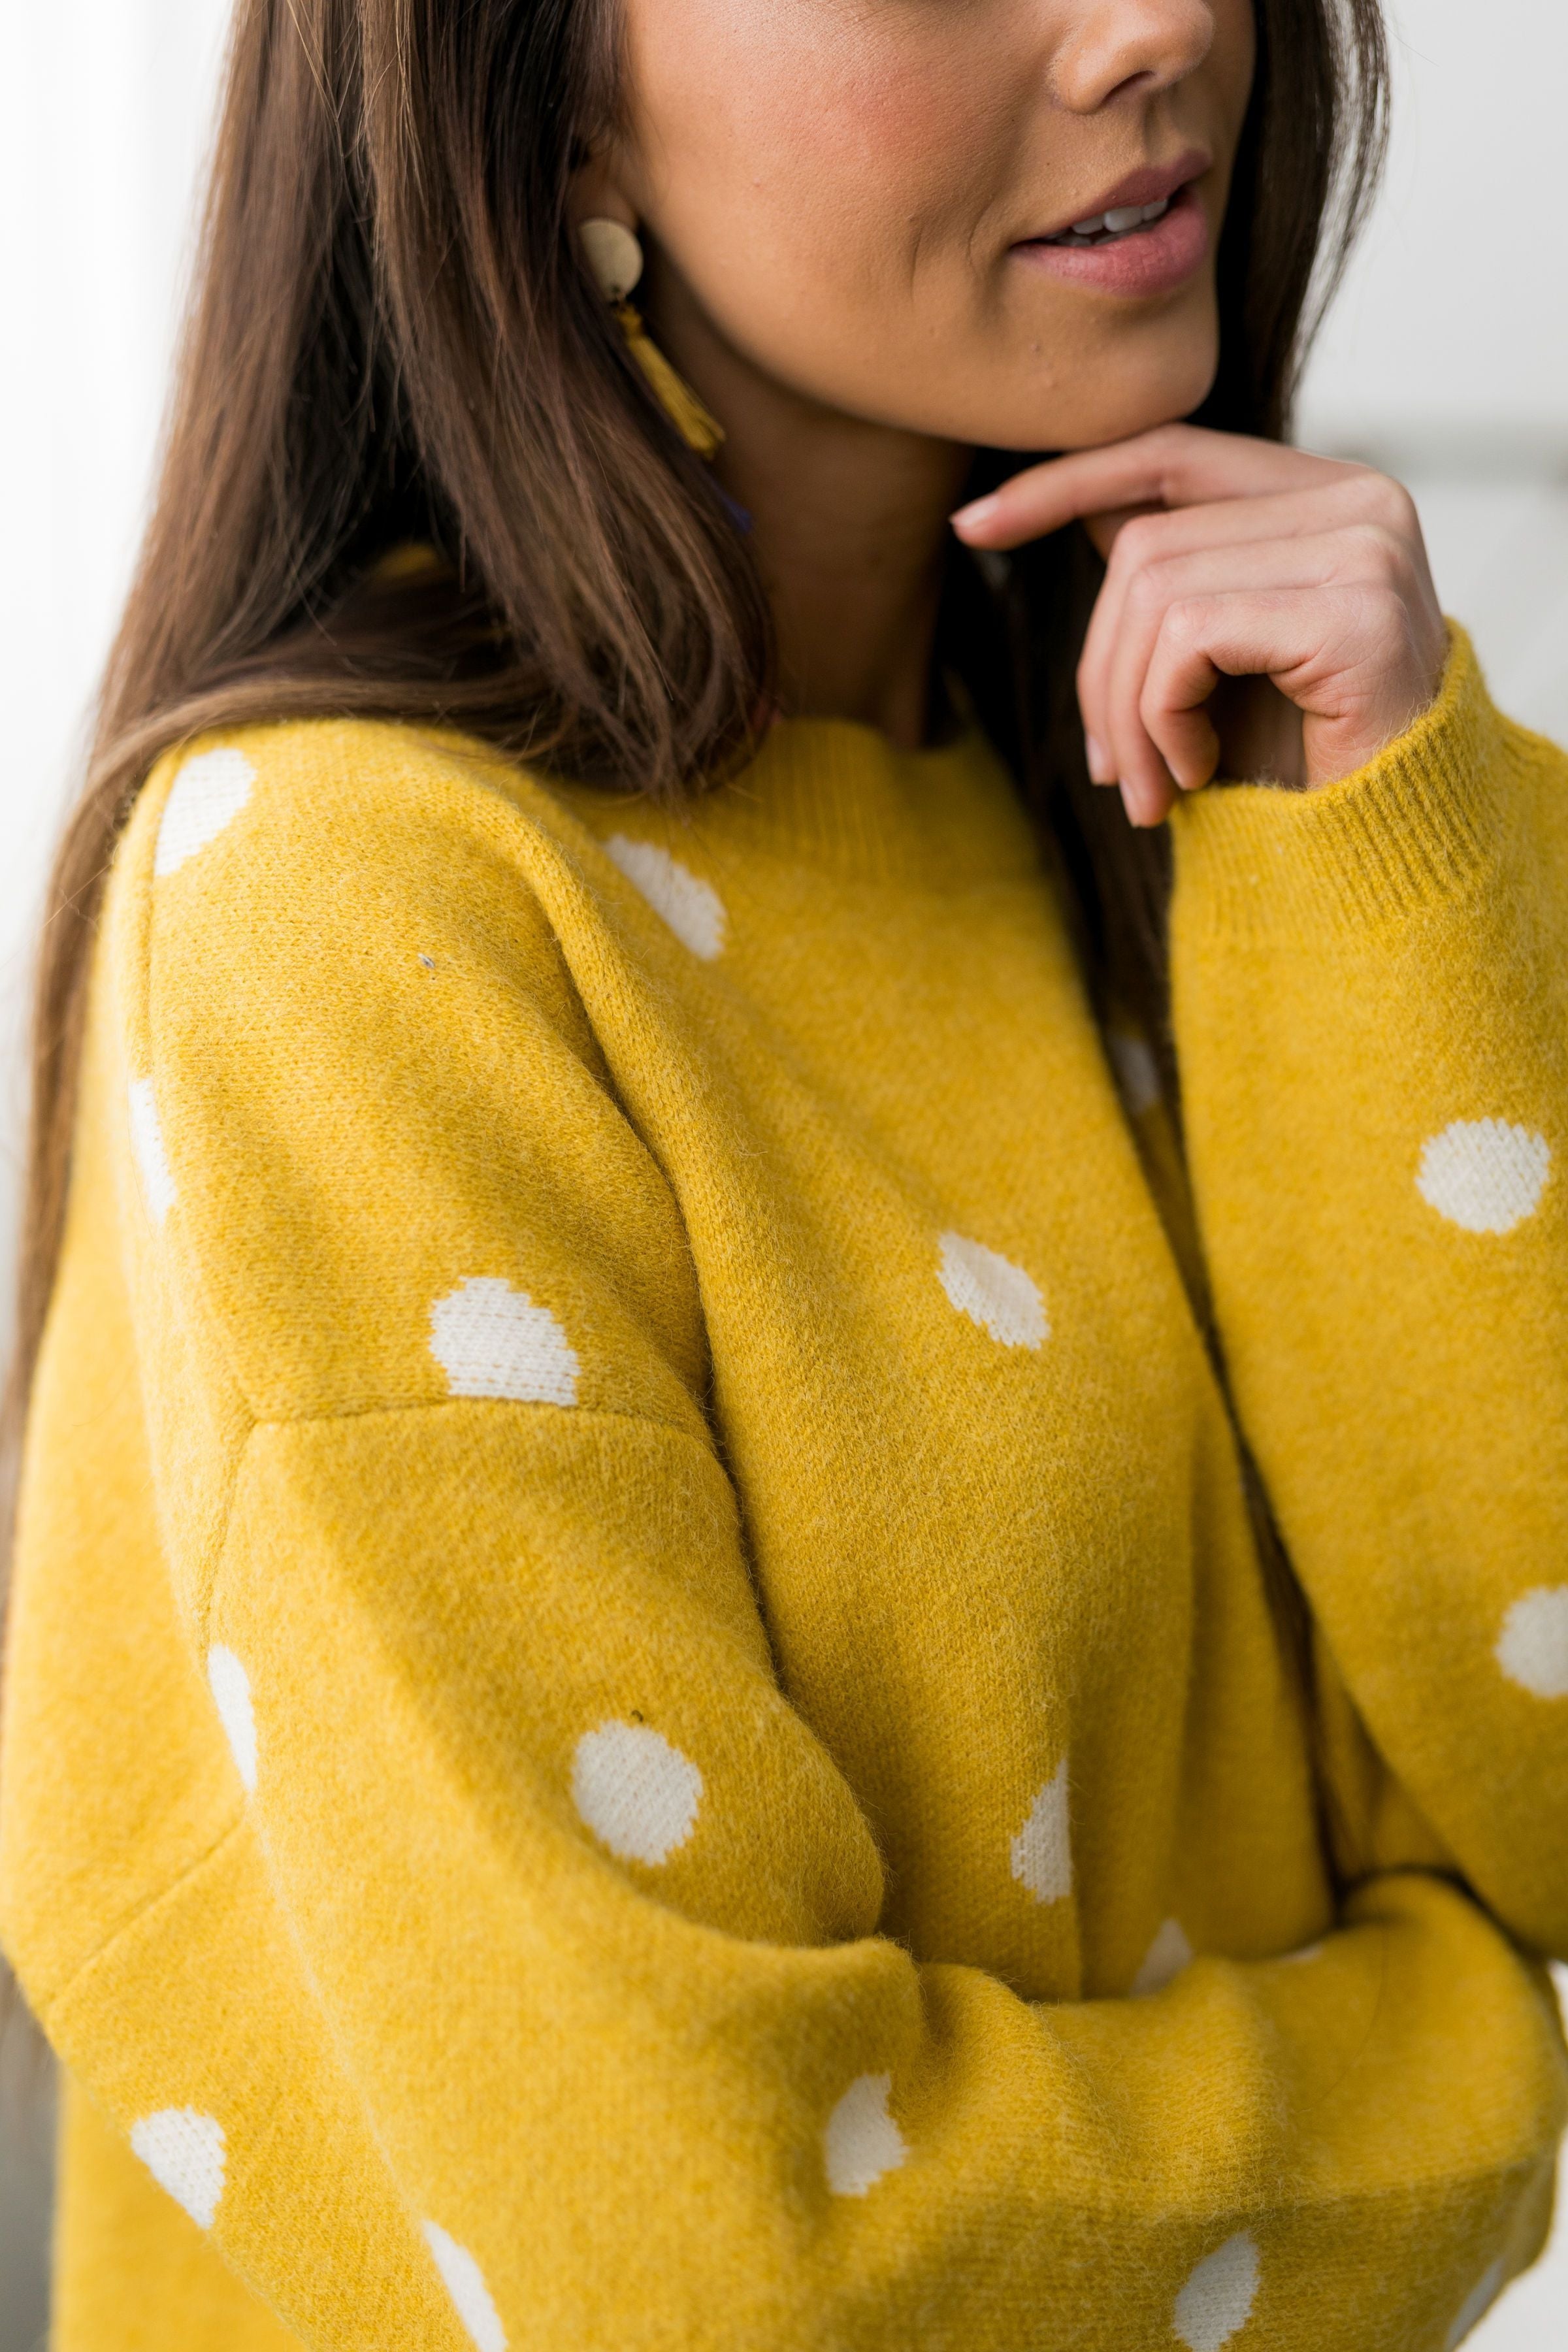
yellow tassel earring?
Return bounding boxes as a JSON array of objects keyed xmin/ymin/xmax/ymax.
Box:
[{"xmin": 578, "ymin": 218, "xmax": 725, "ymax": 461}]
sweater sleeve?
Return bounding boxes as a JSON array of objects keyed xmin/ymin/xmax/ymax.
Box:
[
  {"xmin": 15, "ymin": 717, "xmax": 1565, "ymax": 2352},
  {"xmin": 1169, "ymin": 629, "xmax": 1568, "ymax": 1961}
]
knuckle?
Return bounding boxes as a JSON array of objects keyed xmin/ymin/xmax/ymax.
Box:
[
  {"xmin": 1384, "ymin": 479, "xmax": 1421, "ymax": 537},
  {"xmin": 1347, "ymin": 521, "xmax": 1407, "ymax": 578},
  {"xmin": 1124, "ymin": 559, "xmax": 1170, "ymax": 615},
  {"xmin": 1162, "ymin": 595, "xmax": 1208, "ymax": 646},
  {"xmin": 1114, "ymin": 513, "xmax": 1164, "ymax": 571},
  {"xmin": 1359, "ymin": 470, "xmax": 1420, "ymax": 537}
]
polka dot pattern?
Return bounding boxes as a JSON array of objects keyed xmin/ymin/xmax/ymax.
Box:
[
  {"xmin": 1495, "ymin": 1586, "xmax": 1568, "ymax": 1699},
  {"xmin": 604, "ymin": 835, "xmax": 727, "ymax": 960},
  {"xmin": 937, "ymin": 1231, "xmax": 1047, "ymax": 1348},
  {"xmin": 1107, "ymin": 1028, "xmax": 1162, "ymax": 1117},
  {"xmin": 155, "ymin": 748, "xmax": 255, "ymax": 878},
  {"xmin": 422, "ymin": 2221, "xmax": 507, "ymax": 2352},
  {"xmin": 127, "ymin": 1077, "xmax": 176, "ymax": 1226},
  {"xmin": 129, "ymin": 2108, "xmax": 227, "ymax": 2230},
  {"xmin": 1173, "ymin": 2231, "xmax": 1260, "ymax": 2352},
  {"xmin": 429, "ymin": 1279, "xmax": 580, "ymax": 1407},
  {"xmin": 207, "ymin": 1646, "xmax": 259, "ymax": 1793},
  {"xmin": 571, "ymin": 1720, "xmax": 703, "ymax": 1864},
  {"xmin": 823, "ymin": 2072, "xmax": 908, "ymax": 2198},
  {"xmin": 1131, "ymin": 1915, "xmax": 1193, "ymax": 1995},
  {"xmin": 1009, "ymin": 1756, "xmax": 1072, "ymax": 1904},
  {"xmin": 1416, "ymin": 1119, "xmax": 1550, "ymax": 1234},
  {"xmin": 1445, "ymin": 2257, "xmax": 1505, "ymax": 2352}
]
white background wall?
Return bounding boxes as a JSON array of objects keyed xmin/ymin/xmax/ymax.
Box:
[
  {"xmin": 0, "ymin": 1, "xmax": 1564, "ymax": 2346},
  {"xmin": 1295, "ymin": 0, "xmax": 1568, "ymax": 759}
]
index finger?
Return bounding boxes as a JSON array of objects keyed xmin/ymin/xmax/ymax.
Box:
[{"xmin": 951, "ymin": 423, "xmax": 1362, "ymax": 550}]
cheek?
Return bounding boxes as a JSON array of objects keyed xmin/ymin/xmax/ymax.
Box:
[
  {"xmin": 625, "ymin": 0, "xmax": 1009, "ymax": 315},
  {"xmin": 618, "ymin": 0, "xmax": 1245, "ymax": 445}
]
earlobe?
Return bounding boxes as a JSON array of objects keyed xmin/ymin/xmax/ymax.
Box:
[{"xmin": 566, "ymin": 143, "xmax": 639, "ymax": 236}]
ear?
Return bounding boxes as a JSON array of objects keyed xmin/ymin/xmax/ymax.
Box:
[{"xmin": 566, "ymin": 144, "xmax": 638, "ymax": 233}]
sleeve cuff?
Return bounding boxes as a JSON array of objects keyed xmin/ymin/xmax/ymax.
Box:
[{"xmin": 1168, "ymin": 626, "xmax": 1512, "ymax": 943}]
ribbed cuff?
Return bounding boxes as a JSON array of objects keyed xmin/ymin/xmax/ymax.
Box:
[{"xmin": 1169, "ymin": 627, "xmax": 1511, "ymax": 943}]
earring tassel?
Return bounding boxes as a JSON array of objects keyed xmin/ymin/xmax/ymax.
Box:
[{"xmin": 614, "ymin": 302, "xmax": 725, "ymax": 459}]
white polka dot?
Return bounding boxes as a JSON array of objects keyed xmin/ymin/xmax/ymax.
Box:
[
  {"xmin": 572, "ymin": 1721, "xmax": 702, "ymax": 1864},
  {"xmin": 1416, "ymin": 1120, "xmax": 1550, "ymax": 1235},
  {"xmin": 127, "ymin": 1077, "xmax": 176, "ymax": 1225},
  {"xmin": 823, "ymin": 2072, "xmax": 908, "ymax": 2197},
  {"xmin": 1173, "ymin": 2231, "xmax": 1261, "ymax": 2352},
  {"xmin": 1107, "ymin": 1028, "xmax": 1162, "ymax": 1117},
  {"xmin": 206, "ymin": 1646, "xmax": 258, "ymax": 1793},
  {"xmin": 1445, "ymin": 2257, "xmax": 1505, "ymax": 2352},
  {"xmin": 1495, "ymin": 1586, "xmax": 1568, "ymax": 1698},
  {"xmin": 1010, "ymin": 1756, "xmax": 1072, "ymax": 1904},
  {"xmin": 604, "ymin": 836, "xmax": 727, "ymax": 960},
  {"xmin": 1132, "ymin": 1915, "xmax": 1193, "ymax": 1995},
  {"xmin": 129, "ymin": 2108, "xmax": 226, "ymax": 2230},
  {"xmin": 422, "ymin": 2222, "xmax": 506, "ymax": 2352},
  {"xmin": 937, "ymin": 1231, "xmax": 1047, "ymax": 1348},
  {"xmin": 154, "ymin": 748, "xmax": 255, "ymax": 877},
  {"xmin": 429, "ymin": 1278, "xmax": 580, "ymax": 1406}
]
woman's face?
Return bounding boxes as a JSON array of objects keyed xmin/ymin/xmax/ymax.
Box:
[{"xmin": 600, "ymin": 0, "xmax": 1256, "ymax": 452}]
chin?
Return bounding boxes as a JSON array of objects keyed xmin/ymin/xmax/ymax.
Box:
[{"xmin": 969, "ymin": 319, "xmax": 1220, "ymax": 456}]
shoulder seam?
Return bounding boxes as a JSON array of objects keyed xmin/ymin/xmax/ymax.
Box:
[
  {"xmin": 247, "ymin": 1392, "xmax": 719, "ymax": 1455},
  {"xmin": 30, "ymin": 1815, "xmax": 249, "ymax": 2033}
]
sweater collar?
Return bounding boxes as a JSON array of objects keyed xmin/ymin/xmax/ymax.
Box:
[{"xmin": 691, "ymin": 714, "xmax": 1041, "ymax": 888}]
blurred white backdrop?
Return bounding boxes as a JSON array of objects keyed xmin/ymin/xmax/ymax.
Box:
[{"xmin": 0, "ymin": 2, "xmax": 1563, "ymax": 2347}]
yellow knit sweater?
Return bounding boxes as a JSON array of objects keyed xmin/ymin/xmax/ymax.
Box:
[{"xmin": 3, "ymin": 630, "xmax": 1565, "ymax": 2352}]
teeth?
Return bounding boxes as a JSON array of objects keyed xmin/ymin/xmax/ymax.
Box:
[{"xmin": 1056, "ymin": 195, "xmax": 1171, "ymax": 245}]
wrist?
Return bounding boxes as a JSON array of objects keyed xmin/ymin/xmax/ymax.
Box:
[{"xmin": 1168, "ymin": 626, "xmax": 1509, "ymax": 943}]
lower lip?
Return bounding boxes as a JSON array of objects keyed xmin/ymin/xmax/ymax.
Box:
[{"xmin": 1011, "ymin": 184, "xmax": 1209, "ymax": 299}]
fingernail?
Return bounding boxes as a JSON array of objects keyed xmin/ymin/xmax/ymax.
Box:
[
  {"xmin": 1085, "ymin": 733, "xmax": 1112, "ymax": 783},
  {"xmin": 950, "ymin": 494, "xmax": 1000, "ymax": 535}
]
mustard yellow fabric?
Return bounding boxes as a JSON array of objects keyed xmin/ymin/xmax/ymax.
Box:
[
  {"xmin": 53, "ymin": 2078, "xmax": 303, "ymax": 2352},
  {"xmin": 3, "ymin": 629, "xmax": 1566, "ymax": 2351}
]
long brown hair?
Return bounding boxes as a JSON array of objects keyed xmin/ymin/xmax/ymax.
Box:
[{"xmin": 11, "ymin": 0, "xmax": 1387, "ymax": 1473}]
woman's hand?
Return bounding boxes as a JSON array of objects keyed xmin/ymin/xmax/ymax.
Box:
[{"xmin": 952, "ymin": 423, "xmax": 1448, "ymax": 828}]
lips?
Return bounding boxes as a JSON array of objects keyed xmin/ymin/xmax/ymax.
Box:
[
  {"xmin": 1029, "ymin": 148, "xmax": 1212, "ymax": 248},
  {"xmin": 1011, "ymin": 178, "xmax": 1211, "ymax": 299}
]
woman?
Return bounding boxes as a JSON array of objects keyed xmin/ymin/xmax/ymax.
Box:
[{"xmin": 2, "ymin": 0, "xmax": 1564, "ymax": 2342}]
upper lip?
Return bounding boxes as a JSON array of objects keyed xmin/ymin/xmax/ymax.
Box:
[{"xmin": 1026, "ymin": 148, "xmax": 1212, "ymax": 241}]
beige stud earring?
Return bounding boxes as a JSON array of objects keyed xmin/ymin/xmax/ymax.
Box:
[
  {"xmin": 576, "ymin": 217, "xmax": 723, "ymax": 460},
  {"xmin": 579, "ymin": 217, "xmax": 644, "ymax": 304}
]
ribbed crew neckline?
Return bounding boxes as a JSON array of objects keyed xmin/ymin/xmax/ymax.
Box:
[
  {"xmin": 693, "ymin": 715, "xmax": 1041, "ymax": 887},
  {"xmin": 434, "ymin": 708, "xmax": 1043, "ymax": 890}
]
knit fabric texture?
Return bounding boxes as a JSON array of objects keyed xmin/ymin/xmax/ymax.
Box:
[{"xmin": 2, "ymin": 627, "xmax": 1565, "ymax": 2351}]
